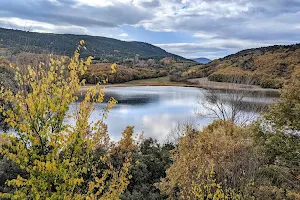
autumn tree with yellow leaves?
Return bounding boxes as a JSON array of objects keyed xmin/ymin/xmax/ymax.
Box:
[{"xmin": 0, "ymin": 41, "xmax": 132, "ymax": 199}]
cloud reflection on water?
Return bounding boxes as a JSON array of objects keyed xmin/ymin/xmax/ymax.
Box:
[{"xmin": 69, "ymin": 86, "xmax": 277, "ymax": 141}]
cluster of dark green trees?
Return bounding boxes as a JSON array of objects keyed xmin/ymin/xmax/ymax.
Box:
[{"xmin": 121, "ymin": 139, "xmax": 174, "ymax": 199}]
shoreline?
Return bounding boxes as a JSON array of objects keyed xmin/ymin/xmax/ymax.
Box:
[{"xmin": 78, "ymin": 77, "xmax": 280, "ymax": 96}]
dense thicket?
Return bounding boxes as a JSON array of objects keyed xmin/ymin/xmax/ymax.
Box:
[
  {"xmin": 0, "ymin": 57, "xmax": 17, "ymax": 131},
  {"xmin": 121, "ymin": 138, "xmax": 174, "ymax": 200}
]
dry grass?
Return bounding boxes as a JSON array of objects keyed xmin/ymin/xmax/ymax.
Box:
[
  {"xmin": 78, "ymin": 76, "xmax": 279, "ymax": 96},
  {"xmin": 125, "ymin": 76, "xmax": 172, "ymax": 85},
  {"xmin": 187, "ymin": 77, "xmax": 279, "ymax": 94}
]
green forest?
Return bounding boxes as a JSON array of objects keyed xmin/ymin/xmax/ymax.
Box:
[
  {"xmin": 0, "ymin": 41, "xmax": 299, "ymax": 199},
  {"xmin": 0, "ymin": 28, "xmax": 185, "ymax": 62}
]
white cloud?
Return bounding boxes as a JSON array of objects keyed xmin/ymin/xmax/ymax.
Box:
[
  {"xmin": 48, "ymin": 0, "xmax": 61, "ymax": 5},
  {"xmin": 156, "ymin": 39, "xmax": 274, "ymax": 59},
  {"xmin": 193, "ymin": 32, "xmax": 217, "ymax": 39},
  {"xmin": 0, "ymin": 17, "xmax": 89, "ymax": 34},
  {"xmin": 119, "ymin": 33, "xmax": 129, "ymax": 37},
  {"xmin": 76, "ymin": 0, "xmax": 114, "ymax": 7}
]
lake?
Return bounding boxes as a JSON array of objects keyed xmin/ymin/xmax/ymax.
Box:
[{"xmin": 70, "ymin": 86, "xmax": 278, "ymax": 142}]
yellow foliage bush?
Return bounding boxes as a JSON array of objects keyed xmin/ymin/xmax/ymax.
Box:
[{"xmin": 0, "ymin": 41, "xmax": 132, "ymax": 199}]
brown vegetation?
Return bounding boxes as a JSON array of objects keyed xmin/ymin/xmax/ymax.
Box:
[
  {"xmin": 184, "ymin": 44, "xmax": 300, "ymax": 89},
  {"xmin": 81, "ymin": 63, "xmax": 167, "ymax": 84}
]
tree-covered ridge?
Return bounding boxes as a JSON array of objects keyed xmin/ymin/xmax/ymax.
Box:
[
  {"xmin": 0, "ymin": 28, "xmax": 185, "ymax": 61},
  {"xmin": 184, "ymin": 43, "xmax": 300, "ymax": 88}
]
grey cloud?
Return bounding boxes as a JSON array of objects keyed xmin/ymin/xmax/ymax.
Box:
[
  {"xmin": 0, "ymin": 0, "xmax": 152, "ymax": 28},
  {"xmin": 155, "ymin": 38, "xmax": 277, "ymax": 59},
  {"xmin": 143, "ymin": 0, "xmax": 300, "ymax": 46},
  {"xmin": 156, "ymin": 43, "xmax": 232, "ymax": 59},
  {"xmin": 140, "ymin": 0, "xmax": 160, "ymax": 8}
]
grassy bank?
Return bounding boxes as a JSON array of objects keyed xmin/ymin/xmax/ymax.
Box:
[
  {"xmin": 79, "ymin": 76, "xmax": 279, "ymax": 96},
  {"xmin": 187, "ymin": 77, "xmax": 279, "ymax": 93},
  {"xmin": 125, "ymin": 76, "xmax": 180, "ymax": 85}
]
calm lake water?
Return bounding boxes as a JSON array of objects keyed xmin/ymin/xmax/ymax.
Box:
[{"xmin": 70, "ymin": 86, "xmax": 278, "ymax": 141}]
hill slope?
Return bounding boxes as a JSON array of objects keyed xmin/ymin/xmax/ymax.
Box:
[
  {"xmin": 0, "ymin": 28, "xmax": 185, "ymax": 61},
  {"xmin": 192, "ymin": 57, "xmax": 211, "ymax": 64},
  {"xmin": 185, "ymin": 44, "xmax": 300, "ymax": 88}
]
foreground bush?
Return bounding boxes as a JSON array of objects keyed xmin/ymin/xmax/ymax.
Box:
[
  {"xmin": 121, "ymin": 138, "xmax": 174, "ymax": 200},
  {"xmin": 158, "ymin": 120, "xmax": 261, "ymax": 199},
  {"xmin": 0, "ymin": 41, "xmax": 132, "ymax": 199}
]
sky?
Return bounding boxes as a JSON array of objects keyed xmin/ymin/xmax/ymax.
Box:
[{"xmin": 0, "ymin": 0, "xmax": 300, "ymax": 59}]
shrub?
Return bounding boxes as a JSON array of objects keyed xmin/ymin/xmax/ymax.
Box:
[
  {"xmin": 158, "ymin": 120, "xmax": 262, "ymax": 199},
  {"xmin": 260, "ymin": 78, "xmax": 284, "ymax": 89},
  {"xmin": 0, "ymin": 41, "xmax": 132, "ymax": 199}
]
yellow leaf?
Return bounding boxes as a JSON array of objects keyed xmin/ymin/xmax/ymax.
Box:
[{"xmin": 110, "ymin": 63, "xmax": 117, "ymax": 73}]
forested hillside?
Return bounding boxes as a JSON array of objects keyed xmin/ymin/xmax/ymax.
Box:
[
  {"xmin": 0, "ymin": 28, "xmax": 185, "ymax": 61},
  {"xmin": 184, "ymin": 44, "xmax": 300, "ymax": 88}
]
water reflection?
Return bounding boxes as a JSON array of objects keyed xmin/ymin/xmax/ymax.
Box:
[{"xmin": 70, "ymin": 86, "xmax": 277, "ymax": 141}]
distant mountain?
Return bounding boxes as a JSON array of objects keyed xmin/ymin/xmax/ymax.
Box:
[
  {"xmin": 192, "ymin": 57, "xmax": 211, "ymax": 64},
  {"xmin": 184, "ymin": 44, "xmax": 300, "ymax": 89},
  {"xmin": 0, "ymin": 28, "xmax": 185, "ymax": 61}
]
